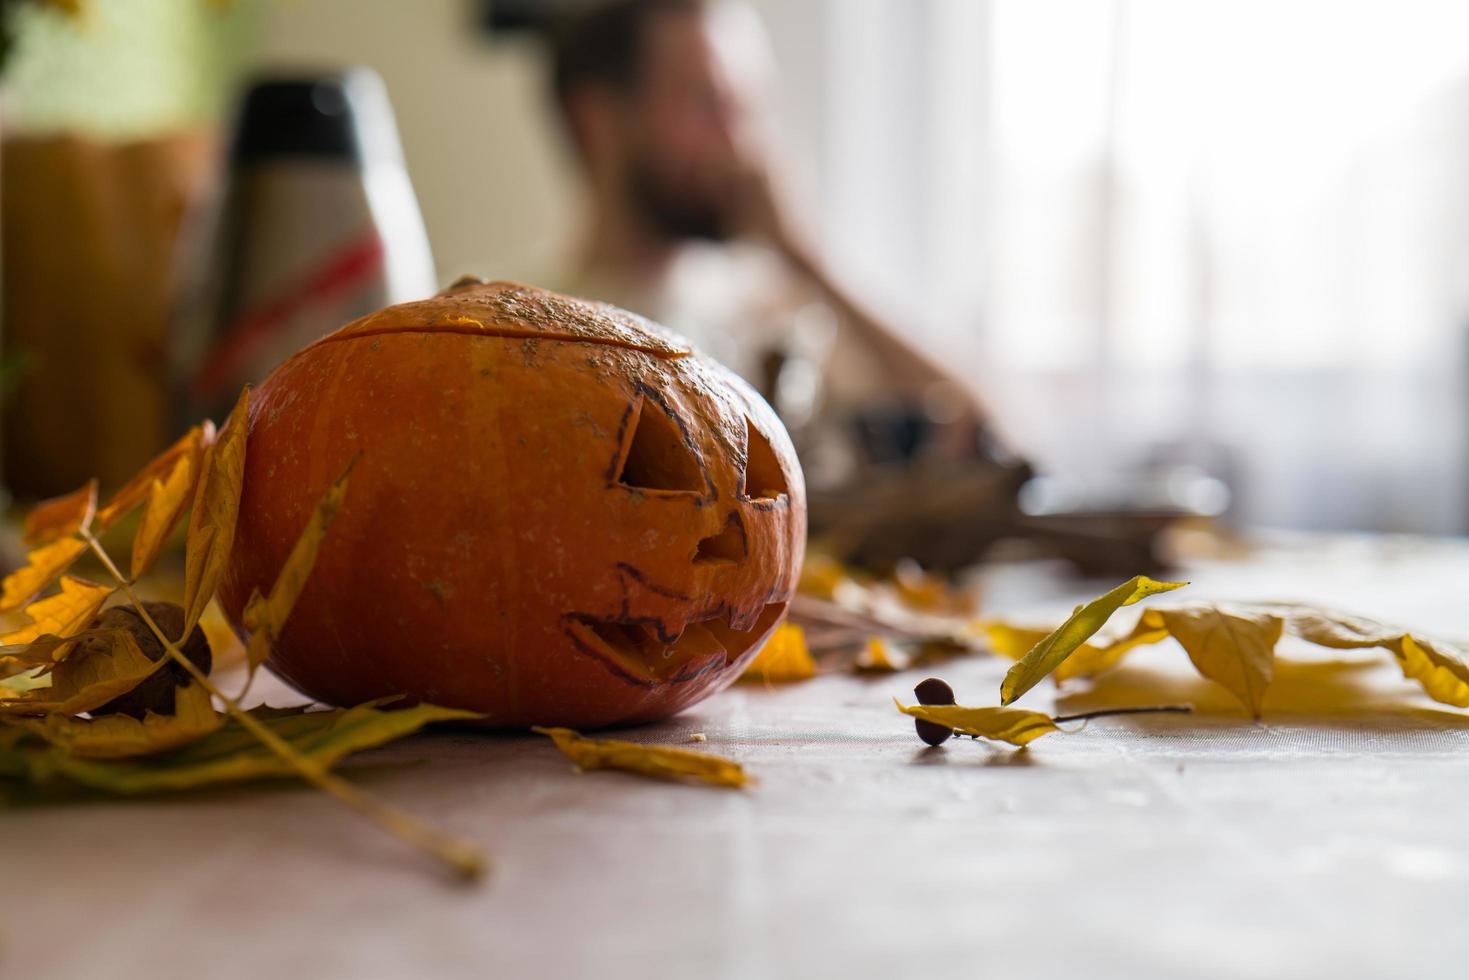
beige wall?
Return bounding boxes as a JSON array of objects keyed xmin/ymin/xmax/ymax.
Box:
[{"xmin": 257, "ymin": 0, "xmax": 579, "ymax": 288}]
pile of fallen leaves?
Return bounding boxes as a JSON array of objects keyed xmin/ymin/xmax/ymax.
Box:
[
  {"xmin": 1, "ymin": 388, "xmax": 767, "ymax": 878},
  {"xmin": 0, "ymin": 391, "xmax": 484, "ymax": 877}
]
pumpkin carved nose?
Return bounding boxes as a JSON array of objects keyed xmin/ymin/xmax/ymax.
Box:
[{"xmin": 695, "ymin": 513, "xmax": 748, "ymax": 564}]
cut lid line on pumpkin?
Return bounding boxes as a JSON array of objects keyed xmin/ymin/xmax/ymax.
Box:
[{"xmin": 299, "ymin": 322, "xmax": 694, "ymax": 360}]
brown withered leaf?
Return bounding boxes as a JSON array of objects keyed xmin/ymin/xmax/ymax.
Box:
[
  {"xmin": 737, "ymin": 623, "xmax": 817, "ymax": 684},
  {"xmin": 895, "ymin": 700, "xmax": 1060, "ymax": 747},
  {"xmin": 533, "ymin": 726, "xmax": 748, "ymax": 788},
  {"xmin": 23, "ymin": 480, "xmax": 97, "ymax": 546},
  {"xmin": 182, "ymin": 388, "xmax": 249, "ymax": 637},
  {"xmin": 0, "ymin": 630, "xmax": 166, "ymax": 716},
  {"xmin": 0, "ymin": 536, "xmax": 88, "ymax": 613},
  {"xmin": 241, "ymin": 454, "xmax": 355, "ymax": 677},
  {"xmin": 1, "ymin": 628, "xmax": 125, "ymax": 679},
  {"xmin": 1, "ymin": 576, "xmax": 114, "ymax": 648},
  {"xmin": 10, "ymin": 681, "xmax": 222, "ymax": 758},
  {"xmin": 96, "ymin": 424, "xmax": 210, "ymax": 532},
  {"xmin": 130, "ymin": 450, "xmax": 199, "ymax": 581}
]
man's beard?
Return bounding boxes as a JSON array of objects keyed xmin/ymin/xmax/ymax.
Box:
[{"xmin": 627, "ymin": 162, "xmax": 732, "ymax": 243}]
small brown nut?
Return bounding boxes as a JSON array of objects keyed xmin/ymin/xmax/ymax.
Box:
[
  {"xmin": 82, "ymin": 602, "xmax": 213, "ymax": 719},
  {"xmin": 913, "ymin": 676, "xmax": 956, "ymax": 747}
]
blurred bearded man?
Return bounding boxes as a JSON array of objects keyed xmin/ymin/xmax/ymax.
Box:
[{"xmin": 548, "ymin": 0, "xmax": 991, "ymax": 472}]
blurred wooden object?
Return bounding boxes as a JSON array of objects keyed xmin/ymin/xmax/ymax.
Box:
[
  {"xmin": 2, "ymin": 132, "xmax": 215, "ymax": 498},
  {"xmin": 808, "ymin": 459, "xmax": 1031, "ymax": 570},
  {"xmin": 808, "ymin": 458, "xmax": 1183, "ymax": 575}
]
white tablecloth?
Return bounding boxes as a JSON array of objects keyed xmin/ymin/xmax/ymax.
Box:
[{"xmin": 5, "ymin": 534, "xmax": 1469, "ymax": 979}]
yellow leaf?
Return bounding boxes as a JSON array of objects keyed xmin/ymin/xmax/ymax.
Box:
[
  {"xmin": 990, "ymin": 612, "xmax": 1174, "ymax": 681},
  {"xmin": 854, "ymin": 635, "xmax": 909, "ymax": 673},
  {"xmin": 1279, "ymin": 606, "xmax": 1469, "ymax": 708},
  {"xmin": 0, "ymin": 536, "xmax": 87, "ymax": 613},
  {"xmin": 985, "ymin": 622, "xmax": 1051, "ymax": 661},
  {"xmin": 22, "ymin": 480, "xmax": 97, "ymax": 546},
  {"xmin": 1396, "ymin": 635, "xmax": 1469, "ymax": 708},
  {"xmin": 1, "ymin": 576, "xmax": 114, "ymax": 647},
  {"xmin": 12, "ymin": 682, "xmax": 222, "ymax": 758},
  {"xmin": 0, "ymin": 630, "xmax": 166, "ymax": 716},
  {"xmin": 533, "ymin": 726, "xmax": 748, "ymax": 788},
  {"xmin": 183, "ymin": 388, "xmax": 250, "ymax": 638},
  {"xmin": 96, "ymin": 424, "xmax": 209, "ymax": 532},
  {"xmin": 1058, "ymin": 617, "xmax": 1173, "ymax": 681},
  {"xmin": 130, "ymin": 451, "xmax": 198, "ymax": 581},
  {"xmin": 1157, "ymin": 604, "xmax": 1282, "ymax": 717},
  {"xmin": 894, "ymin": 700, "xmax": 1060, "ymax": 747},
  {"xmin": 797, "ymin": 552, "xmax": 852, "ymax": 600},
  {"xmin": 27, "ymin": 701, "xmax": 481, "ymax": 794},
  {"xmin": 737, "ymin": 623, "xmax": 817, "ymax": 683},
  {"xmin": 999, "ymin": 576, "xmax": 1187, "ymax": 705},
  {"xmin": 241, "ymin": 454, "xmax": 355, "ymax": 675}
]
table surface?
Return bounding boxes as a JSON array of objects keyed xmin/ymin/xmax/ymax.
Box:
[{"xmin": 5, "ymin": 533, "xmax": 1469, "ymax": 980}]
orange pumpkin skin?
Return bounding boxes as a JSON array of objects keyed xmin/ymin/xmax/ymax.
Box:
[{"xmin": 218, "ymin": 281, "xmax": 805, "ymax": 729}]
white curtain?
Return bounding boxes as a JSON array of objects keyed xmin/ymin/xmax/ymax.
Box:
[{"xmin": 760, "ymin": 0, "xmax": 1469, "ymax": 532}]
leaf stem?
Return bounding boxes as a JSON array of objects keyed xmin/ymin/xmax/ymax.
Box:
[
  {"xmin": 80, "ymin": 530, "xmax": 485, "ymax": 880},
  {"xmin": 1052, "ymin": 704, "xmax": 1193, "ymax": 724}
]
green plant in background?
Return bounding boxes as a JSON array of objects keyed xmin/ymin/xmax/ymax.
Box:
[
  {"xmin": 0, "ymin": 1, "xmax": 79, "ymax": 75},
  {"xmin": 0, "ymin": 0, "xmax": 256, "ymax": 131}
]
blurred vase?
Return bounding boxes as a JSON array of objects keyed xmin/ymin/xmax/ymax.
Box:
[
  {"xmin": 1, "ymin": 130, "xmax": 216, "ymax": 497},
  {"xmin": 175, "ymin": 69, "xmax": 437, "ymax": 425}
]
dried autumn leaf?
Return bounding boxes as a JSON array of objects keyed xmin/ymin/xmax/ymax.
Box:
[
  {"xmin": 241, "ymin": 454, "xmax": 355, "ymax": 677},
  {"xmin": 9, "ymin": 681, "xmax": 222, "ymax": 758},
  {"xmin": 987, "ymin": 616, "xmax": 1172, "ymax": 682},
  {"xmin": 854, "ymin": 635, "xmax": 909, "ymax": 673},
  {"xmin": 0, "ymin": 537, "xmax": 87, "ymax": 613},
  {"xmin": 1157, "ymin": 604, "xmax": 1282, "ymax": 718},
  {"xmin": 894, "ymin": 700, "xmax": 1060, "ymax": 747},
  {"xmin": 737, "ymin": 622, "xmax": 816, "ymax": 684},
  {"xmin": 1, "ymin": 576, "xmax": 114, "ymax": 647},
  {"xmin": 12, "ymin": 701, "xmax": 481, "ymax": 795},
  {"xmin": 797, "ymin": 552, "xmax": 852, "ymax": 600},
  {"xmin": 533, "ymin": 726, "xmax": 748, "ymax": 788},
  {"xmin": 0, "ymin": 628, "xmax": 118, "ymax": 679},
  {"xmin": 1277, "ymin": 606, "xmax": 1469, "ymax": 709},
  {"xmin": 182, "ymin": 388, "xmax": 250, "ymax": 637},
  {"xmin": 1000, "ymin": 576, "xmax": 1187, "ymax": 705},
  {"xmin": 63, "ymin": 527, "xmax": 486, "ymax": 879},
  {"xmin": 129, "ymin": 451, "xmax": 198, "ymax": 581},
  {"xmin": 987, "ymin": 591, "xmax": 1469, "ymax": 715},
  {"xmin": 22, "ymin": 480, "xmax": 97, "ymax": 546},
  {"xmin": 95, "ymin": 424, "xmax": 210, "ymax": 532},
  {"xmin": 1, "ymin": 667, "xmax": 47, "ymax": 695},
  {"xmin": 0, "ymin": 630, "xmax": 165, "ymax": 716}
]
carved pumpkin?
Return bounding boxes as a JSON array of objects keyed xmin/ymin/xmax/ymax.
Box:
[{"xmin": 218, "ymin": 281, "xmax": 805, "ymax": 728}]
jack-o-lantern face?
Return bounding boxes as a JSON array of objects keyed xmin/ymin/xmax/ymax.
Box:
[{"xmin": 219, "ymin": 281, "xmax": 805, "ymax": 728}]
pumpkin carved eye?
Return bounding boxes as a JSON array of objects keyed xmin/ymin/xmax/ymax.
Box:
[
  {"xmin": 615, "ymin": 391, "xmax": 708, "ymax": 495},
  {"xmin": 694, "ymin": 513, "xmax": 748, "ymax": 565},
  {"xmin": 741, "ymin": 417, "xmax": 789, "ymax": 502}
]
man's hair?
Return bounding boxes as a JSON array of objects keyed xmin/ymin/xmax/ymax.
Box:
[{"xmin": 549, "ymin": 0, "xmax": 703, "ymax": 112}]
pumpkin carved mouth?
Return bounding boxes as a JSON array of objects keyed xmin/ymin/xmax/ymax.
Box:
[{"xmin": 564, "ymin": 601, "xmax": 789, "ymax": 687}]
